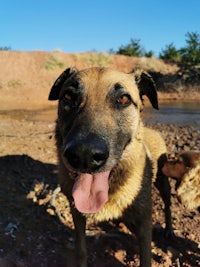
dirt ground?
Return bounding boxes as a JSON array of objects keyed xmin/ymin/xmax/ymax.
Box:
[
  {"xmin": 0, "ymin": 109, "xmax": 199, "ymax": 267},
  {"xmin": 0, "ymin": 51, "xmax": 199, "ymax": 266}
]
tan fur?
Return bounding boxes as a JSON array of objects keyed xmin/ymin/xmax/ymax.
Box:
[
  {"xmin": 177, "ymin": 163, "xmax": 200, "ymax": 210},
  {"xmin": 143, "ymin": 127, "xmax": 167, "ymax": 182},
  {"xmin": 162, "ymin": 151, "xmax": 200, "ymax": 210}
]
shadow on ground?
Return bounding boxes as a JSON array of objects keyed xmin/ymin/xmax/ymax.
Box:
[{"xmin": 0, "ymin": 155, "xmax": 199, "ymax": 266}]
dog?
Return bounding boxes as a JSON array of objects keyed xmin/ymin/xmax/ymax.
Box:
[
  {"xmin": 162, "ymin": 151, "xmax": 200, "ymax": 210},
  {"xmin": 48, "ymin": 67, "xmax": 172, "ymax": 267}
]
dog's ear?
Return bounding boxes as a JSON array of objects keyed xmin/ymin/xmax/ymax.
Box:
[
  {"xmin": 134, "ymin": 70, "xmax": 159, "ymax": 110},
  {"xmin": 48, "ymin": 68, "xmax": 77, "ymax": 100}
]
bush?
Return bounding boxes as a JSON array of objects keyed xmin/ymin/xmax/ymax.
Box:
[
  {"xmin": 115, "ymin": 38, "xmax": 144, "ymax": 57},
  {"xmin": 44, "ymin": 54, "xmax": 65, "ymax": 70},
  {"xmin": 0, "ymin": 46, "xmax": 11, "ymax": 51},
  {"xmin": 159, "ymin": 43, "xmax": 181, "ymax": 62},
  {"xmin": 115, "ymin": 38, "xmax": 154, "ymax": 57},
  {"xmin": 144, "ymin": 50, "xmax": 154, "ymax": 58},
  {"xmin": 180, "ymin": 32, "xmax": 200, "ymax": 66},
  {"xmin": 159, "ymin": 32, "xmax": 200, "ymax": 66}
]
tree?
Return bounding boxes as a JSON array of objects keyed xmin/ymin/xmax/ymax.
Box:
[
  {"xmin": 159, "ymin": 43, "xmax": 180, "ymax": 62},
  {"xmin": 144, "ymin": 50, "xmax": 154, "ymax": 58},
  {"xmin": 0, "ymin": 46, "xmax": 11, "ymax": 50},
  {"xmin": 180, "ymin": 32, "xmax": 200, "ymax": 65},
  {"xmin": 116, "ymin": 38, "xmax": 144, "ymax": 57}
]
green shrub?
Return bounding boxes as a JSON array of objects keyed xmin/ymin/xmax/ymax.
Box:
[
  {"xmin": 180, "ymin": 32, "xmax": 200, "ymax": 66},
  {"xmin": 7, "ymin": 80, "xmax": 23, "ymax": 88},
  {"xmin": 113, "ymin": 38, "xmax": 154, "ymax": 58},
  {"xmin": 86, "ymin": 53, "xmax": 112, "ymax": 66},
  {"xmin": 76, "ymin": 53, "xmax": 112, "ymax": 67},
  {"xmin": 44, "ymin": 54, "xmax": 65, "ymax": 70},
  {"xmin": 159, "ymin": 43, "xmax": 181, "ymax": 62},
  {"xmin": 0, "ymin": 46, "xmax": 11, "ymax": 51},
  {"xmin": 116, "ymin": 38, "xmax": 144, "ymax": 57}
]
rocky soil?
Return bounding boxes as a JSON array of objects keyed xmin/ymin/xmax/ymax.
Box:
[{"xmin": 0, "ymin": 110, "xmax": 199, "ymax": 267}]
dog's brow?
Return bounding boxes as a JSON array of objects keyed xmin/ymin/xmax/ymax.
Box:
[
  {"xmin": 65, "ymin": 79, "xmax": 79, "ymax": 88},
  {"xmin": 114, "ymin": 83, "xmax": 123, "ymax": 90},
  {"xmin": 63, "ymin": 74, "xmax": 81, "ymax": 87}
]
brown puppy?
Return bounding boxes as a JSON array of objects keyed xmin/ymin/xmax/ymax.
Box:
[
  {"xmin": 48, "ymin": 67, "xmax": 171, "ymax": 267},
  {"xmin": 162, "ymin": 152, "xmax": 200, "ymax": 210},
  {"xmin": 162, "ymin": 151, "xmax": 200, "ymax": 179}
]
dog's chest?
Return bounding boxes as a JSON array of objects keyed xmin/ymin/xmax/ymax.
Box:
[{"xmin": 88, "ymin": 157, "xmax": 150, "ymax": 222}]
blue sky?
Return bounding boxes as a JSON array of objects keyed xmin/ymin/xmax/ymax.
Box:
[{"xmin": 1, "ymin": 0, "xmax": 200, "ymax": 56}]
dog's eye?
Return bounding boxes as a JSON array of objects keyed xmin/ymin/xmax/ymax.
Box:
[
  {"xmin": 64, "ymin": 93, "xmax": 72, "ymax": 102},
  {"xmin": 117, "ymin": 94, "xmax": 131, "ymax": 106},
  {"xmin": 63, "ymin": 91, "xmax": 80, "ymax": 109}
]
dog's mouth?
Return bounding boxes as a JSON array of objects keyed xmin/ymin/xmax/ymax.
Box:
[
  {"xmin": 65, "ymin": 135, "xmax": 131, "ymax": 214},
  {"xmin": 72, "ymin": 171, "xmax": 110, "ymax": 214},
  {"xmin": 68, "ymin": 138, "xmax": 131, "ymax": 214}
]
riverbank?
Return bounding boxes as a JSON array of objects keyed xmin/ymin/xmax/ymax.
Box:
[
  {"xmin": 158, "ymin": 91, "xmax": 200, "ymax": 101},
  {"xmin": 1, "ymin": 51, "xmax": 200, "ymax": 111}
]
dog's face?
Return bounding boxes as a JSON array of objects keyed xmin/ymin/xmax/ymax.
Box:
[{"xmin": 49, "ymin": 67, "xmax": 158, "ymax": 214}]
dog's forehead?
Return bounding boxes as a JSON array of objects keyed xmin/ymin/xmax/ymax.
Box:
[{"xmin": 77, "ymin": 68, "xmax": 138, "ymax": 93}]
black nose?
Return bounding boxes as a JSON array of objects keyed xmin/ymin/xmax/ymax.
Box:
[{"xmin": 64, "ymin": 134, "xmax": 109, "ymax": 173}]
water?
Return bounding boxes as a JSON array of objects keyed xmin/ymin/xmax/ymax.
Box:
[
  {"xmin": 2, "ymin": 101, "xmax": 199, "ymax": 129},
  {"xmin": 33, "ymin": 101, "xmax": 200, "ymax": 129},
  {"xmin": 143, "ymin": 101, "xmax": 200, "ymax": 129}
]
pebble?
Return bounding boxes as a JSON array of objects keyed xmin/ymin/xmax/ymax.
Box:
[{"xmin": 147, "ymin": 124, "xmax": 199, "ymax": 158}]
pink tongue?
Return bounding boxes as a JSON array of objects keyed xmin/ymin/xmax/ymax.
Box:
[{"xmin": 72, "ymin": 171, "xmax": 110, "ymax": 214}]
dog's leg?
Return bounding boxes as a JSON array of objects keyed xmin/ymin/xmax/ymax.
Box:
[
  {"xmin": 154, "ymin": 172, "xmax": 174, "ymax": 238},
  {"xmin": 136, "ymin": 215, "xmax": 152, "ymax": 267},
  {"xmin": 71, "ymin": 206, "xmax": 87, "ymax": 267},
  {"xmin": 124, "ymin": 199, "xmax": 152, "ymax": 267}
]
